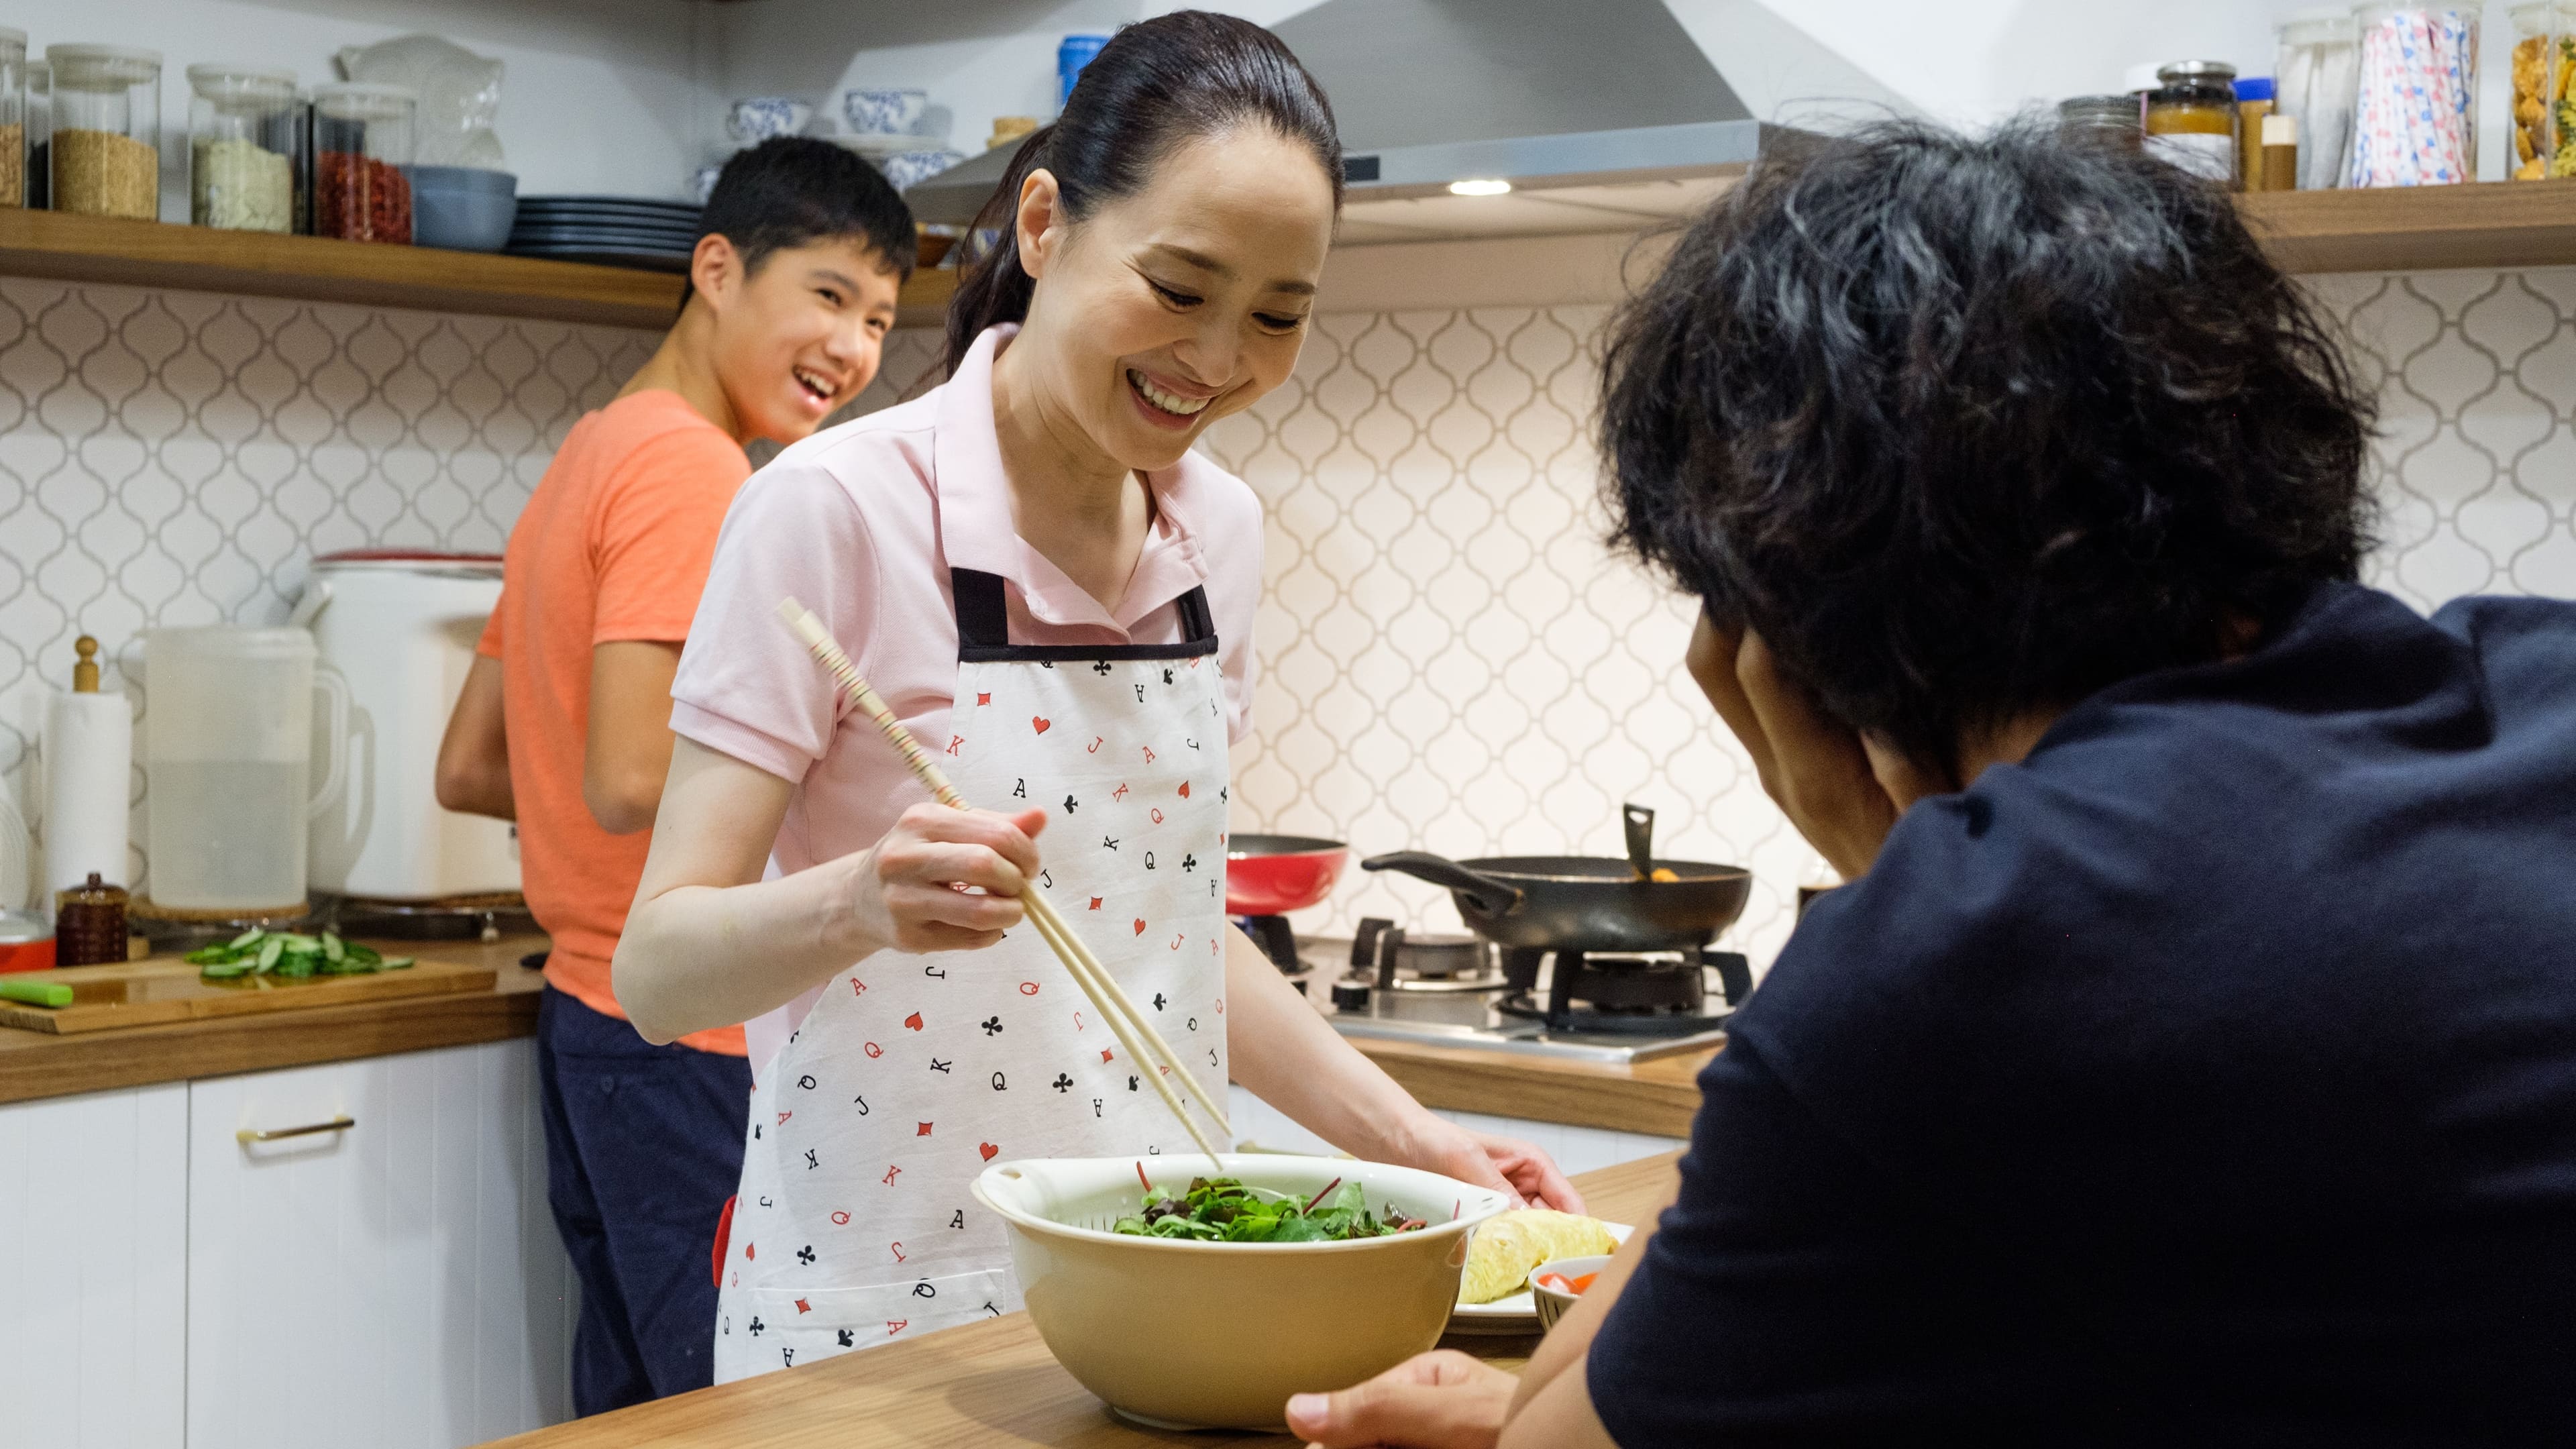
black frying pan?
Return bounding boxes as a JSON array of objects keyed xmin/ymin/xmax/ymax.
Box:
[{"xmin": 1361, "ymin": 806, "xmax": 1751, "ymax": 952}]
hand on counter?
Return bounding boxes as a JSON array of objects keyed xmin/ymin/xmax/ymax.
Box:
[
  {"xmin": 1287, "ymin": 1350, "xmax": 1517, "ymax": 1449},
  {"xmin": 1394, "ymin": 1112, "xmax": 1586, "ymax": 1215}
]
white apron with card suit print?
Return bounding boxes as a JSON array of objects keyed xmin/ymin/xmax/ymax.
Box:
[{"xmin": 711, "ymin": 564, "xmax": 1232, "ymax": 1383}]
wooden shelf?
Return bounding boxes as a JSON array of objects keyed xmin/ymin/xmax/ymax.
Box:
[
  {"xmin": 0, "ymin": 208, "xmax": 958, "ymax": 329},
  {"xmin": 2243, "ymin": 178, "xmax": 2576, "ymax": 274}
]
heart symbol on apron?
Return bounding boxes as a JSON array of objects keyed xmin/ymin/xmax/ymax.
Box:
[
  {"xmin": 979, "ymin": 1142, "xmax": 1000, "ymax": 1161},
  {"xmin": 1032, "ymin": 716, "xmax": 1052, "ymax": 733},
  {"xmin": 904, "ymin": 1012, "xmax": 924, "ymax": 1030},
  {"xmin": 1133, "ymin": 918, "xmax": 1146, "ymax": 934},
  {"xmin": 1178, "ymin": 781, "xmax": 1190, "ymax": 798}
]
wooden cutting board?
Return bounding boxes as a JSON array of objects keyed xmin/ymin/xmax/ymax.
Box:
[{"xmin": 0, "ymin": 954, "xmax": 498, "ymax": 1034}]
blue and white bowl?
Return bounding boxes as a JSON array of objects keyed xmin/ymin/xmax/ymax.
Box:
[
  {"xmin": 881, "ymin": 149, "xmax": 965, "ymax": 191},
  {"xmin": 844, "ymin": 86, "xmax": 929, "ymax": 137},
  {"xmin": 728, "ymin": 96, "xmax": 812, "ymax": 144}
]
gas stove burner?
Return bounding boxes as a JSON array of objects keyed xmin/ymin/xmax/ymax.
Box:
[{"xmin": 1491, "ymin": 946, "xmax": 1754, "ymax": 1036}]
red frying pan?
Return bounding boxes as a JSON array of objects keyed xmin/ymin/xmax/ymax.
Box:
[{"xmin": 1225, "ymin": 834, "xmax": 1348, "ymax": 916}]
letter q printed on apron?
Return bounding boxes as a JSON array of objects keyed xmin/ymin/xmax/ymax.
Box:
[{"xmin": 712, "ymin": 566, "xmax": 1232, "ymax": 1382}]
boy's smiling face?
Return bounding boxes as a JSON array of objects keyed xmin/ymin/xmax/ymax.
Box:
[{"xmin": 700, "ymin": 235, "xmax": 905, "ymax": 445}]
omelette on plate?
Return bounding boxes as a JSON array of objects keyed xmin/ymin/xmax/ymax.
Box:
[{"xmin": 1459, "ymin": 1209, "xmax": 1620, "ymax": 1304}]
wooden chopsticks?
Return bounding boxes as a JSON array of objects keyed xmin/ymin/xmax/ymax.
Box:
[{"xmin": 775, "ymin": 598, "xmax": 1232, "ymax": 1169}]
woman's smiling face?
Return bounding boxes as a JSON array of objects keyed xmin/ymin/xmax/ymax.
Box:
[{"xmin": 1013, "ymin": 125, "xmax": 1337, "ymax": 470}]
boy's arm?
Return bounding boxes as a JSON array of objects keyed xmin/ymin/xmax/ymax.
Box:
[
  {"xmin": 435, "ymin": 655, "xmax": 516, "ymax": 820},
  {"xmin": 585, "ymin": 640, "xmax": 684, "ymax": 835}
]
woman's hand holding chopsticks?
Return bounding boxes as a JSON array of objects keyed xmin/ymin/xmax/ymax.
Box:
[{"xmin": 854, "ymin": 801, "xmax": 1053, "ymax": 954}]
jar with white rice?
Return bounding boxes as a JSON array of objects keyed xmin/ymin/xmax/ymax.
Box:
[{"xmin": 187, "ymin": 64, "xmax": 299, "ymax": 232}]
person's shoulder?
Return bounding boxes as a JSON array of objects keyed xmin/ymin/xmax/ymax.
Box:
[
  {"xmin": 721, "ymin": 391, "xmax": 943, "ymax": 543},
  {"xmin": 1167, "ymin": 449, "xmax": 1264, "ymax": 553}
]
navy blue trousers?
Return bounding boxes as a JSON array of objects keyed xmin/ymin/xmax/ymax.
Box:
[{"xmin": 536, "ymin": 986, "xmax": 751, "ymax": 1415}]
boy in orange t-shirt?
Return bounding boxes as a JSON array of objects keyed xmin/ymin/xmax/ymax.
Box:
[{"xmin": 433, "ymin": 138, "xmax": 910, "ymax": 1413}]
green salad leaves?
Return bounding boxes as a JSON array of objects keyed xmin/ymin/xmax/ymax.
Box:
[
  {"xmin": 1111, "ymin": 1175, "xmax": 1428, "ymax": 1243},
  {"xmin": 188, "ymin": 928, "xmax": 414, "ymax": 981}
]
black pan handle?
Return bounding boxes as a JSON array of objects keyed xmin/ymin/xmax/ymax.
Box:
[
  {"xmin": 1360, "ymin": 851, "xmax": 1525, "ymax": 916},
  {"xmin": 1622, "ymin": 802, "xmax": 1656, "ymax": 879}
]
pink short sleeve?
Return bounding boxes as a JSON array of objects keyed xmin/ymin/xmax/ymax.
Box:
[{"xmin": 669, "ymin": 459, "xmax": 880, "ymax": 784}]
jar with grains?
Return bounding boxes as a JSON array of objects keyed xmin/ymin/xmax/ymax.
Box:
[
  {"xmin": 2349, "ymin": 3, "xmax": 2479, "ymax": 186},
  {"xmin": 2057, "ymin": 94, "xmax": 2144, "ymax": 151},
  {"xmin": 2145, "ymin": 60, "xmax": 2240, "ymax": 186},
  {"xmin": 2509, "ymin": 3, "xmax": 2576, "ymax": 179},
  {"xmin": 23, "ymin": 60, "xmax": 46, "ymax": 209},
  {"xmin": 188, "ymin": 65, "xmax": 299, "ymax": 232},
  {"xmin": 47, "ymin": 44, "xmax": 160, "ymax": 221},
  {"xmin": 2277, "ymin": 8, "xmax": 2359, "ymax": 189},
  {"xmin": 0, "ymin": 30, "xmax": 25, "ymax": 208},
  {"xmin": 311, "ymin": 82, "xmax": 414, "ymax": 244}
]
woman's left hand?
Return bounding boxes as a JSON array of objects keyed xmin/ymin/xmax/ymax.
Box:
[{"xmin": 1394, "ymin": 1112, "xmax": 1585, "ymax": 1214}]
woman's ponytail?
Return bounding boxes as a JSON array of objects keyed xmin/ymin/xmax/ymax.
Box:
[
  {"xmin": 939, "ymin": 12, "xmax": 1340, "ymax": 377},
  {"xmin": 944, "ymin": 125, "xmax": 1055, "ymax": 375}
]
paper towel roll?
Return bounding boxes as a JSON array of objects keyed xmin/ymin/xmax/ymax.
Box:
[{"xmin": 44, "ymin": 690, "xmax": 131, "ymax": 897}]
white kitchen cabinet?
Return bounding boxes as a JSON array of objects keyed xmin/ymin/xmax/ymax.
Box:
[
  {"xmin": 185, "ymin": 1040, "xmax": 574, "ymax": 1449},
  {"xmin": 0, "ymin": 1082, "xmax": 190, "ymax": 1449}
]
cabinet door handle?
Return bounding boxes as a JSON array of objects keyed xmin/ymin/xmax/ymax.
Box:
[{"xmin": 237, "ymin": 1114, "xmax": 356, "ymax": 1144}]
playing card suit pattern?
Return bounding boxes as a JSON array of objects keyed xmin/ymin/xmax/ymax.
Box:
[{"xmin": 713, "ymin": 633, "xmax": 1230, "ymax": 1379}]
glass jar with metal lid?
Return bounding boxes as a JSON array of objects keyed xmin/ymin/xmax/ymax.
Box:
[
  {"xmin": 188, "ymin": 64, "xmax": 300, "ymax": 232},
  {"xmin": 2145, "ymin": 60, "xmax": 2240, "ymax": 186},
  {"xmin": 0, "ymin": 30, "xmax": 26, "ymax": 208},
  {"xmin": 2058, "ymin": 95, "xmax": 2143, "ymax": 151},
  {"xmin": 311, "ymin": 82, "xmax": 414, "ymax": 244},
  {"xmin": 47, "ymin": 44, "xmax": 161, "ymax": 221}
]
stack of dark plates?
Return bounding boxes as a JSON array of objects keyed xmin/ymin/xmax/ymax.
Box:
[{"xmin": 506, "ymin": 195, "xmax": 704, "ymax": 272}]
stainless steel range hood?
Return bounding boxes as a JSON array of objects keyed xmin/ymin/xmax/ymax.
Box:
[{"xmin": 905, "ymin": 0, "xmax": 1790, "ymax": 244}]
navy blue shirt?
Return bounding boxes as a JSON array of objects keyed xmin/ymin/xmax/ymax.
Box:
[{"xmin": 1591, "ymin": 584, "xmax": 2576, "ymax": 1445}]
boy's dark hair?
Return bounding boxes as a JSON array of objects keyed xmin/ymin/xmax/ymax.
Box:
[
  {"xmin": 1601, "ymin": 117, "xmax": 2375, "ymax": 775},
  {"xmin": 684, "ymin": 136, "xmax": 916, "ymax": 311},
  {"xmin": 947, "ymin": 9, "xmax": 1340, "ymax": 374}
]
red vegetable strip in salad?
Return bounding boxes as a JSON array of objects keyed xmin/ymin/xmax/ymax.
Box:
[{"xmin": 1303, "ymin": 1176, "xmax": 1343, "ymax": 1214}]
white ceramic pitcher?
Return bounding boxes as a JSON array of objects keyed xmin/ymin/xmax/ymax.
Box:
[{"xmin": 142, "ymin": 626, "xmax": 347, "ymax": 911}]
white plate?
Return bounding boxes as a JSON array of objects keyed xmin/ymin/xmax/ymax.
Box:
[{"xmin": 1446, "ymin": 1221, "xmax": 1632, "ymax": 1334}]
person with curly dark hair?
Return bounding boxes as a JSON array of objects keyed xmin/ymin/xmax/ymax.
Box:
[{"xmin": 1287, "ymin": 119, "xmax": 2576, "ymax": 1448}]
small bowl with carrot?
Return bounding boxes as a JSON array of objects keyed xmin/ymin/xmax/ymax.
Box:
[{"xmin": 1528, "ymin": 1253, "xmax": 1615, "ymax": 1331}]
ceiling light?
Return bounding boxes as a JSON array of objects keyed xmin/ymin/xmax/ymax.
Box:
[{"xmin": 1448, "ymin": 178, "xmax": 1513, "ymax": 197}]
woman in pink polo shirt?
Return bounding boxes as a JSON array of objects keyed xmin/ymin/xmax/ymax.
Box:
[{"xmin": 612, "ymin": 14, "xmax": 1578, "ymax": 1383}]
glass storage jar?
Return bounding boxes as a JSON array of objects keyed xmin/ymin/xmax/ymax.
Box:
[
  {"xmin": 48, "ymin": 44, "xmax": 161, "ymax": 221},
  {"xmin": 2509, "ymin": 3, "xmax": 2576, "ymax": 178},
  {"xmin": 25, "ymin": 59, "xmax": 47, "ymax": 209},
  {"xmin": 2349, "ymin": 3, "xmax": 2479, "ymax": 186},
  {"xmin": 0, "ymin": 30, "xmax": 25, "ymax": 208},
  {"xmin": 2145, "ymin": 60, "xmax": 2240, "ymax": 185},
  {"xmin": 311, "ymin": 82, "xmax": 414, "ymax": 244},
  {"xmin": 2057, "ymin": 94, "xmax": 2143, "ymax": 150},
  {"xmin": 2277, "ymin": 8, "xmax": 2359, "ymax": 189},
  {"xmin": 188, "ymin": 64, "xmax": 299, "ymax": 232}
]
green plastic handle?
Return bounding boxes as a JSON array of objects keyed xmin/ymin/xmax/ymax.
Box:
[{"xmin": 0, "ymin": 977, "xmax": 73, "ymax": 1008}]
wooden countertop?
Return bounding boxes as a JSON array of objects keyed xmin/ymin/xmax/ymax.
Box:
[
  {"xmin": 1345, "ymin": 1034, "xmax": 1711, "ymax": 1140},
  {"xmin": 484, "ymin": 1151, "xmax": 1681, "ymax": 1449},
  {"xmin": 1, "ymin": 938, "xmax": 1713, "ymax": 1140},
  {"xmin": 0, "ymin": 934, "xmax": 551, "ymax": 1105}
]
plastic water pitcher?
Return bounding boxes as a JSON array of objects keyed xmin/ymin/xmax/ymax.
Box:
[{"xmin": 143, "ymin": 627, "xmax": 346, "ymax": 911}]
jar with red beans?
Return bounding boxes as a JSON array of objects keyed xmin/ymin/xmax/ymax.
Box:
[{"xmin": 311, "ymin": 81, "xmax": 413, "ymax": 244}]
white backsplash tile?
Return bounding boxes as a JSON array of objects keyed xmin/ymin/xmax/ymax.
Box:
[{"xmin": 1, "ymin": 270, "xmax": 2569, "ymax": 953}]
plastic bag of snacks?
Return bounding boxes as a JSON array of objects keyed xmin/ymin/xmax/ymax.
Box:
[{"xmin": 2348, "ymin": 3, "xmax": 2479, "ymax": 186}]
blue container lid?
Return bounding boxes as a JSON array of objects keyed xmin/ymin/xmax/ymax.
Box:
[{"xmin": 2234, "ymin": 76, "xmax": 2274, "ymax": 102}]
